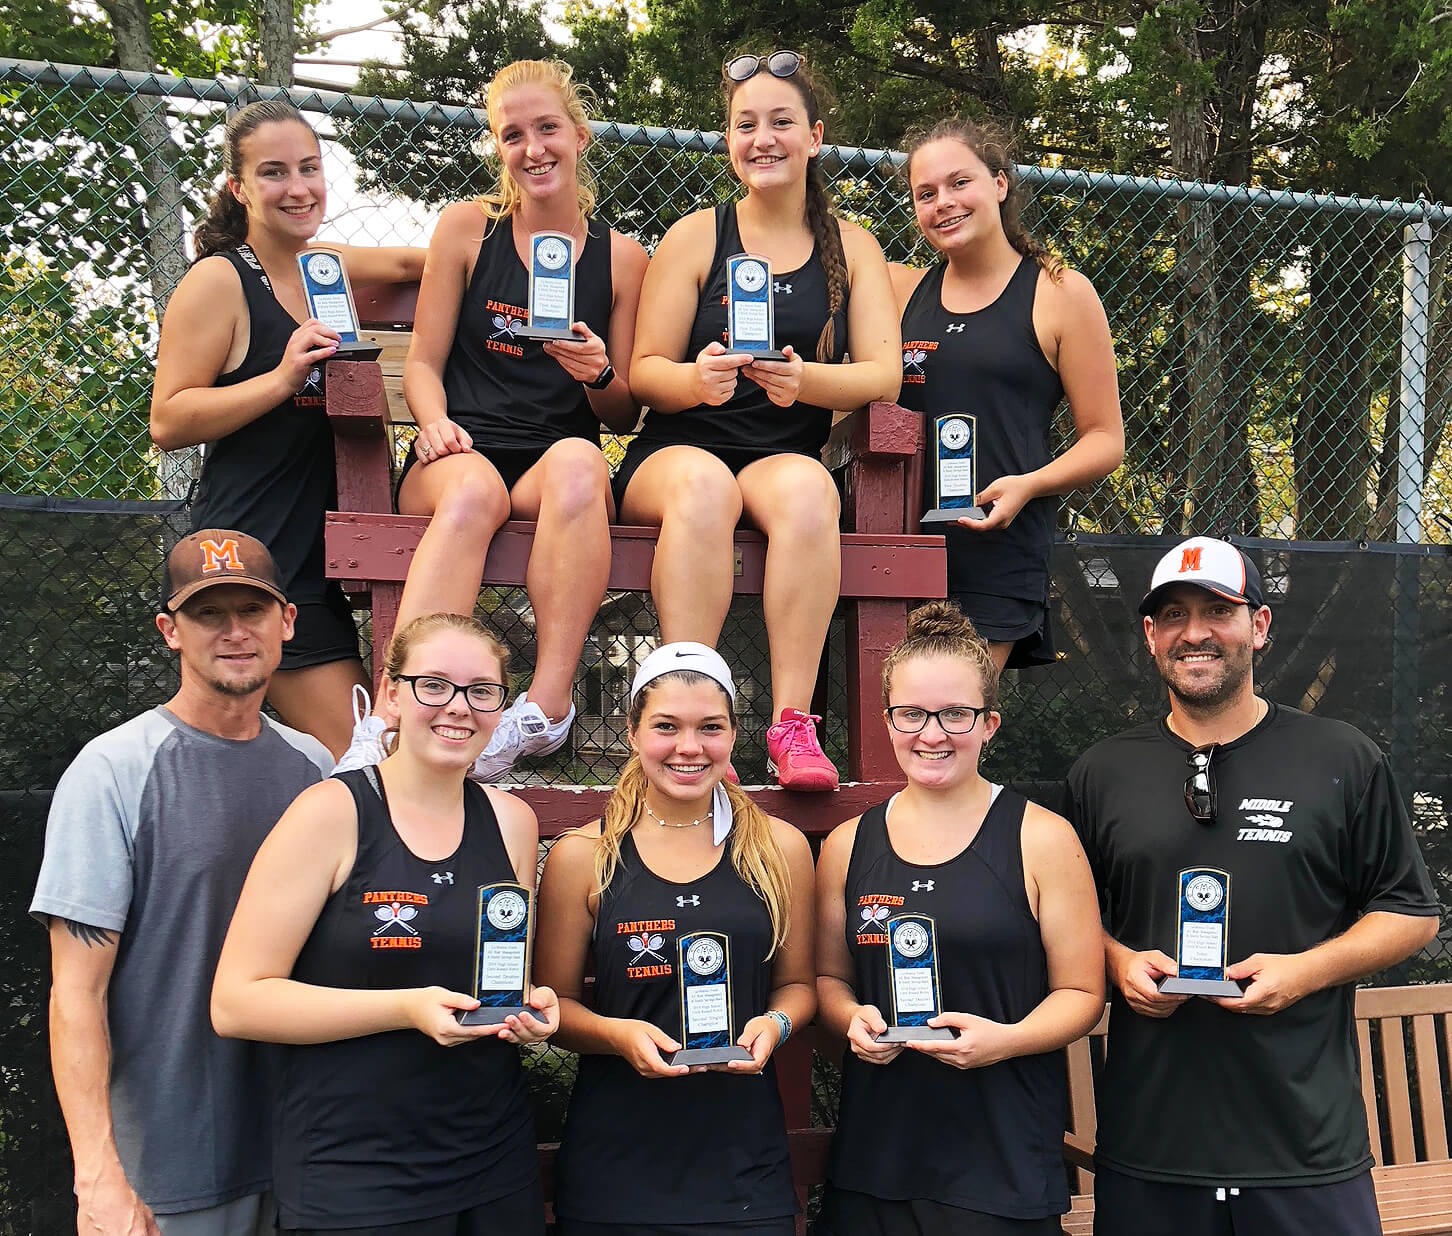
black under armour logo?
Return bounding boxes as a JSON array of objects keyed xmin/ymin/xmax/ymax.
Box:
[
  {"xmin": 677, "ymin": 895, "xmax": 700, "ymax": 907},
  {"xmin": 911, "ymin": 880, "xmax": 935, "ymax": 892},
  {"xmin": 431, "ymin": 872, "xmax": 454, "ymax": 884},
  {"xmin": 945, "ymin": 323, "xmax": 965, "ymax": 333},
  {"xmin": 774, "ymin": 281, "xmax": 792, "ymax": 294}
]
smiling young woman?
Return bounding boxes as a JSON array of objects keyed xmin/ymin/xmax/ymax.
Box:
[{"xmin": 211, "ymin": 612, "xmax": 559, "ymax": 1235}]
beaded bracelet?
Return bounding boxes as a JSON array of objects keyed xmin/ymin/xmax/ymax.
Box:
[{"xmin": 766, "ymin": 1008, "xmax": 793, "ymax": 1047}]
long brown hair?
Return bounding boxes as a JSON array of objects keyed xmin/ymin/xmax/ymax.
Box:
[
  {"xmin": 881, "ymin": 600, "xmax": 1000, "ymax": 713},
  {"xmin": 722, "ymin": 57, "xmax": 846, "ymax": 364},
  {"xmin": 380, "ymin": 612, "xmax": 510, "ymax": 756},
  {"xmin": 476, "ymin": 60, "xmax": 598, "ymax": 226},
  {"xmin": 194, "ymin": 100, "xmax": 319, "ymax": 258},
  {"xmin": 594, "ymin": 670, "xmax": 792, "ymax": 955},
  {"xmin": 903, "ymin": 116, "xmax": 1064, "ymax": 281}
]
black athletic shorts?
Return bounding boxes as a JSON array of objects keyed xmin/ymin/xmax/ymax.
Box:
[
  {"xmin": 280, "ymin": 1176, "xmax": 544, "ymax": 1235},
  {"xmin": 611, "ymin": 440, "xmax": 819, "ymax": 512},
  {"xmin": 279, "ymin": 582, "xmax": 362, "ymax": 672},
  {"xmin": 556, "ymin": 1220, "xmax": 793, "ymax": 1236},
  {"xmin": 1092, "ymin": 1165, "xmax": 1380, "ymax": 1236},
  {"xmin": 394, "ymin": 442, "xmax": 549, "ymax": 510},
  {"xmin": 815, "ymin": 1185, "xmax": 1064, "ymax": 1235},
  {"xmin": 948, "ymin": 590, "xmax": 1055, "ymax": 669}
]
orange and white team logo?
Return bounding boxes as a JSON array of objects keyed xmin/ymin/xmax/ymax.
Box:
[
  {"xmin": 198, "ymin": 537, "xmax": 244, "ymax": 574},
  {"xmin": 1178, "ymin": 547, "xmax": 1203, "ymax": 574}
]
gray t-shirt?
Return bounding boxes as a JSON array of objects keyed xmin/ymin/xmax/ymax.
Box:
[{"xmin": 31, "ymin": 706, "xmax": 331, "ymax": 1215}]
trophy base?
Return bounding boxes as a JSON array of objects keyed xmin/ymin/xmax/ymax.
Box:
[
  {"xmin": 515, "ymin": 324, "xmax": 584, "ymax": 340},
  {"xmin": 724, "ymin": 347, "xmax": 789, "ymax": 362},
  {"xmin": 666, "ymin": 1045, "xmax": 754, "ymax": 1067},
  {"xmin": 922, "ymin": 506, "xmax": 985, "ymax": 526},
  {"xmin": 455, "ymin": 1004, "xmax": 527, "ymax": 1026},
  {"xmin": 1157, "ymin": 976, "xmax": 1245, "ymax": 998},
  {"xmin": 329, "ymin": 339, "xmax": 383, "ymax": 362},
  {"xmin": 874, "ymin": 1025, "xmax": 959, "ymax": 1042}
]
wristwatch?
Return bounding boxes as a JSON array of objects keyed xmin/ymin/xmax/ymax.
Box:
[{"xmin": 585, "ymin": 361, "xmax": 615, "ymax": 391}]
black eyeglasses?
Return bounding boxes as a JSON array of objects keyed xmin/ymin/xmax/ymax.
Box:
[
  {"xmin": 886, "ymin": 705, "xmax": 990, "ymax": 734},
  {"xmin": 1184, "ymin": 744, "xmax": 1218, "ymax": 825},
  {"xmin": 394, "ymin": 674, "xmax": 507, "ymax": 713},
  {"xmin": 723, "ymin": 50, "xmax": 805, "ymax": 83}
]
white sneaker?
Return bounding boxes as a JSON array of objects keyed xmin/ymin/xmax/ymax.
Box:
[
  {"xmin": 331, "ymin": 684, "xmax": 389, "ymax": 774},
  {"xmin": 471, "ymin": 697, "xmax": 575, "ymax": 782}
]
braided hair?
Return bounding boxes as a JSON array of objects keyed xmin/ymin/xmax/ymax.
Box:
[
  {"xmin": 194, "ymin": 100, "xmax": 318, "ymax": 258},
  {"xmin": 903, "ymin": 116, "xmax": 1064, "ymax": 281},
  {"xmin": 723, "ymin": 59, "xmax": 846, "ymax": 363}
]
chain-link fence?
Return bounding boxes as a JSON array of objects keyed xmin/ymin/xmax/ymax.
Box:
[{"xmin": 4, "ymin": 58, "xmax": 1452, "ymax": 1233}]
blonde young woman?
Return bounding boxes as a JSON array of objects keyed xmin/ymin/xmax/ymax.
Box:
[
  {"xmin": 151, "ymin": 100, "xmax": 424, "ymax": 758},
  {"xmin": 337, "ymin": 60, "xmax": 649, "ymax": 780},
  {"xmin": 213, "ymin": 613, "xmax": 559, "ymax": 1234},
  {"xmin": 534, "ymin": 644, "xmax": 816, "ymax": 1234},
  {"xmin": 623, "ymin": 52, "xmax": 901, "ymax": 792},
  {"xmin": 815, "ymin": 601, "xmax": 1104, "ymax": 1235}
]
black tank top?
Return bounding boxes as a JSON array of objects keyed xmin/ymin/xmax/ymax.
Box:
[
  {"xmin": 828, "ymin": 790, "xmax": 1069, "ymax": 1220},
  {"xmin": 190, "ymin": 244, "xmax": 335, "ymax": 601},
  {"xmin": 634, "ymin": 201, "xmax": 848, "ymax": 457},
  {"xmin": 273, "ymin": 768, "xmax": 537, "ymax": 1230},
  {"xmin": 442, "ymin": 213, "xmax": 614, "ymax": 450},
  {"xmin": 899, "ymin": 257, "xmax": 1065, "ymax": 602},
  {"xmin": 553, "ymin": 830, "xmax": 796, "ymax": 1224}
]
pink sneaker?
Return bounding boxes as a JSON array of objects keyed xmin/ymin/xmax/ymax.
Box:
[{"xmin": 766, "ymin": 708, "xmax": 839, "ymax": 792}]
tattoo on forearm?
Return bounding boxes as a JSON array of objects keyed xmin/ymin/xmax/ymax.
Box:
[{"xmin": 62, "ymin": 920, "xmax": 117, "ymax": 948}]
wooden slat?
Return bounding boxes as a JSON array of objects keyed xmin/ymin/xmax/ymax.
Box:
[
  {"xmin": 353, "ymin": 279, "xmax": 420, "ymax": 327},
  {"xmin": 1382, "ymin": 1015, "xmax": 1417, "ymax": 1165},
  {"xmin": 1413, "ymin": 1014, "xmax": 1449, "ymax": 1160},
  {"xmin": 1361, "ymin": 1016, "xmax": 1385, "ymax": 1165},
  {"xmin": 1359, "ymin": 986, "xmax": 1452, "ymax": 1020},
  {"xmin": 1066, "ymin": 1036, "xmax": 1098, "ymax": 1195}
]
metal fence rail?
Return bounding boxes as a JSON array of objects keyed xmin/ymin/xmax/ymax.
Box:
[{"xmin": 4, "ymin": 57, "xmax": 1452, "ymax": 543}]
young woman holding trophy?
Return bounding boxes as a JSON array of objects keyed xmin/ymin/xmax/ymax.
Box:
[
  {"xmin": 891, "ymin": 117, "xmax": 1123, "ymax": 672},
  {"xmin": 337, "ymin": 58, "xmax": 650, "ymax": 783},
  {"xmin": 814, "ymin": 601, "xmax": 1103, "ymax": 1235},
  {"xmin": 535, "ymin": 643, "xmax": 815, "ymax": 1234},
  {"xmin": 212, "ymin": 612, "xmax": 558, "ymax": 1234},
  {"xmin": 621, "ymin": 51, "xmax": 902, "ymax": 793},
  {"xmin": 150, "ymin": 100, "xmax": 424, "ymax": 758}
]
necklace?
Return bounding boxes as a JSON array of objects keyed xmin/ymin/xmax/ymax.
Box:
[{"xmin": 645, "ymin": 803, "xmax": 712, "ymax": 830}]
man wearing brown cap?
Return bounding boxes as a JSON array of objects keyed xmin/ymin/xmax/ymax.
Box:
[
  {"xmin": 32, "ymin": 530, "xmax": 332, "ymax": 1235},
  {"xmin": 1067, "ymin": 535, "xmax": 1439, "ymax": 1235}
]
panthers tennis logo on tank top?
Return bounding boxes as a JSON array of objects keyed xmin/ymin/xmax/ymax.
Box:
[
  {"xmin": 855, "ymin": 893, "xmax": 904, "ymax": 945},
  {"xmin": 901, "ymin": 339, "xmax": 938, "ymax": 385},
  {"xmin": 485, "ymin": 298, "xmax": 526, "ymax": 357},
  {"xmin": 618, "ymin": 917, "xmax": 677, "ymax": 980},
  {"xmin": 362, "ymin": 890, "xmax": 430, "ymax": 950}
]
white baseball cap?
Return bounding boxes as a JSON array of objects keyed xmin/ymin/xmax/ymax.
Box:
[{"xmin": 1139, "ymin": 536, "xmax": 1265, "ymax": 616}]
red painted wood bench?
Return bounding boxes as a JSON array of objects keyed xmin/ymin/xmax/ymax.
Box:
[{"xmin": 324, "ymin": 281, "xmax": 946, "ymax": 1231}]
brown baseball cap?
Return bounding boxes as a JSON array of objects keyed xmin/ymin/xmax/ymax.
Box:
[{"xmin": 165, "ymin": 529, "xmax": 288, "ymax": 612}]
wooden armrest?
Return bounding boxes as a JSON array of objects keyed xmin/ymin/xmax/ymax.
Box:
[
  {"xmin": 825, "ymin": 402, "xmax": 926, "ymax": 536},
  {"xmin": 327, "ymin": 360, "xmax": 394, "ymax": 515},
  {"xmin": 823, "ymin": 401, "xmax": 923, "ymax": 471},
  {"xmin": 1063, "ymin": 1131, "xmax": 1095, "ymax": 1172}
]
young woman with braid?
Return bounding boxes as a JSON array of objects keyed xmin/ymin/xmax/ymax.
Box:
[
  {"xmin": 892, "ymin": 118, "xmax": 1123, "ymax": 671},
  {"xmin": 151, "ymin": 101, "xmax": 424, "ymax": 757},
  {"xmin": 534, "ymin": 643, "xmax": 815, "ymax": 1234},
  {"xmin": 624, "ymin": 52, "xmax": 901, "ymax": 791},
  {"xmin": 815, "ymin": 601, "xmax": 1104, "ymax": 1235},
  {"xmin": 337, "ymin": 59, "xmax": 649, "ymax": 781}
]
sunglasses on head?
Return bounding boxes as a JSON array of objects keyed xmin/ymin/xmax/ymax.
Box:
[
  {"xmin": 723, "ymin": 50, "xmax": 805, "ymax": 83},
  {"xmin": 1183, "ymin": 744, "xmax": 1218, "ymax": 825}
]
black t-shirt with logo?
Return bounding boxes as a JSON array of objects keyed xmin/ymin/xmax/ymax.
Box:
[
  {"xmin": 552, "ymin": 830, "xmax": 796, "ymax": 1225},
  {"xmin": 1067, "ymin": 703, "xmax": 1438, "ymax": 1187}
]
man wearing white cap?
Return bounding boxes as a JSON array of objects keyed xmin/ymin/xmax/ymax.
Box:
[{"xmin": 1067, "ymin": 535, "xmax": 1438, "ymax": 1235}]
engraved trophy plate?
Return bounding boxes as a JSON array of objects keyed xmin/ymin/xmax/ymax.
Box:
[
  {"xmin": 457, "ymin": 881, "xmax": 533, "ymax": 1025},
  {"xmin": 514, "ymin": 231, "xmax": 583, "ymax": 340},
  {"xmin": 1157, "ymin": 868, "xmax": 1244, "ymax": 998},
  {"xmin": 922, "ymin": 413, "xmax": 984, "ymax": 525},
  {"xmin": 876, "ymin": 913, "xmax": 957, "ymax": 1042},
  {"xmin": 725, "ymin": 253, "xmax": 787, "ymax": 361},
  {"xmin": 296, "ymin": 247, "xmax": 381, "ymax": 361},
  {"xmin": 667, "ymin": 930, "xmax": 752, "ymax": 1066}
]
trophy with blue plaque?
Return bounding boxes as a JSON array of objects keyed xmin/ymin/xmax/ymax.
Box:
[
  {"xmin": 725, "ymin": 253, "xmax": 787, "ymax": 361},
  {"xmin": 296, "ymin": 248, "xmax": 381, "ymax": 361},
  {"xmin": 1157, "ymin": 868, "xmax": 1244, "ymax": 998},
  {"xmin": 667, "ymin": 930, "xmax": 752, "ymax": 1066},
  {"xmin": 457, "ymin": 881, "xmax": 533, "ymax": 1025},
  {"xmin": 922, "ymin": 413, "xmax": 984, "ymax": 526},
  {"xmin": 515, "ymin": 231, "xmax": 583, "ymax": 341},
  {"xmin": 876, "ymin": 913, "xmax": 957, "ymax": 1042}
]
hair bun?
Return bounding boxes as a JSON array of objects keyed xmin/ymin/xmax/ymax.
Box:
[{"xmin": 904, "ymin": 599, "xmax": 978, "ymax": 642}]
